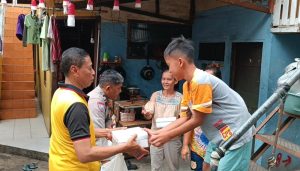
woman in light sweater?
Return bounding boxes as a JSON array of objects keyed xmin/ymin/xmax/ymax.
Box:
[{"xmin": 142, "ymin": 70, "xmax": 182, "ymax": 171}]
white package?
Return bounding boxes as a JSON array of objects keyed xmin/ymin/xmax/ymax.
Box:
[
  {"xmin": 112, "ymin": 127, "xmax": 149, "ymax": 148},
  {"xmin": 101, "ymin": 154, "xmax": 128, "ymax": 171},
  {"xmin": 156, "ymin": 117, "xmax": 176, "ymax": 128}
]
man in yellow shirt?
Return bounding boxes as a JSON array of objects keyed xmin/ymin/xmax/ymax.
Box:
[{"xmin": 49, "ymin": 47, "xmax": 148, "ymax": 171}]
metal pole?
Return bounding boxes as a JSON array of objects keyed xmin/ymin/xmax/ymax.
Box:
[
  {"xmin": 267, "ymin": 98, "xmax": 285, "ymax": 169},
  {"xmin": 210, "ymin": 68, "xmax": 300, "ymax": 171}
]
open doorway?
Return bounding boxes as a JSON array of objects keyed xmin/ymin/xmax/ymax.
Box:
[
  {"xmin": 231, "ymin": 42, "xmax": 262, "ymax": 114},
  {"xmin": 57, "ymin": 18, "xmax": 100, "ymax": 94}
]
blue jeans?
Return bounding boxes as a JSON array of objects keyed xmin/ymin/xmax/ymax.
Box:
[{"xmin": 191, "ymin": 151, "xmax": 204, "ymax": 171}]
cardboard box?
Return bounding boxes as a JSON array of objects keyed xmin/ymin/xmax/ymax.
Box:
[
  {"xmin": 155, "ymin": 117, "xmax": 176, "ymax": 128},
  {"xmin": 112, "ymin": 127, "xmax": 149, "ymax": 148}
]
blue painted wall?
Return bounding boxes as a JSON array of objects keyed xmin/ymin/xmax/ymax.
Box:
[
  {"xmin": 262, "ymin": 34, "xmax": 300, "ymax": 170},
  {"xmin": 268, "ymin": 35, "xmax": 300, "ymax": 94},
  {"xmin": 192, "ymin": 6, "xmax": 272, "ymax": 106},
  {"xmin": 100, "ymin": 22, "xmax": 164, "ymax": 98},
  {"xmin": 192, "ymin": 5, "xmax": 300, "ymax": 169}
]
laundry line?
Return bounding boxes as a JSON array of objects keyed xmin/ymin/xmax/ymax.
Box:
[
  {"xmin": 1, "ymin": 3, "xmax": 59, "ymax": 10},
  {"xmin": 1, "ymin": 3, "xmax": 102, "ymax": 12}
]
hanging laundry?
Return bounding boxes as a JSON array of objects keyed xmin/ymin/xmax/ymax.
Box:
[
  {"xmin": 22, "ymin": 25, "xmax": 27, "ymax": 47},
  {"xmin": 12, "ymin": 0, "xmax": 17, "ymax": 6},
  {"xmin": 31, "ymin": 0, "xmax": 37, "ymax": 10},
  {"xmin": 67, "ymin": 2, "xmax": 75, "ymax": 27},
  {"xmin": 113, "ymin": 0, "xmax": 119, "ymax": 11},
  {"xmin": 135, "ymin": 0, "xmax": 141, "ymax": 8},
  {"xmin": 47, "ymin": 16, "xmax": 54, "ymax": 72},
  {"xmin": 47, "ymin": 16, "xmax": 62, "ymax": 64},
  {"xmin": 63, "ymin": 0, "xmax": 69, "ymax": 15},
  {"xmin": 0, "ymin": 36, "xmax": 2, "ymax": 52},
  {"xmin": 24, "ymin": 14, "xmax": 41, "ymax": 44},
  {"xmin": 38, "ymin": 0, "xmax": 45, "ymax": 9},
  {"xmin": 40, "ymin": 14, "xmax": 49, "ymax": 71},
  {"xmin": 0, "ymin": 4, "xmax": 4, "ymax": 52},
  {"xmin": 47, "ymin": 15, "xmax": 53, "ymax": 38},
  {"xmin": 86, "ymin": 0, "xmax": 93, "ymax": 10},
  {"xmin": 16, "ymin": 14, "xmax": 25, "ymax": 41}
]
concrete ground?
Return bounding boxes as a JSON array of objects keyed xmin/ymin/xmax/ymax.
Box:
[
  {"xmin": 0, "ymin": 152, "xmax": 48, "ymax": 171},
  {"xmin": 0, "ymin": 152, "xmax": 191, "ymax": 171},
  {"xmin": 129, "ymin": 156, "xmax": 191, "ymax": 171}
]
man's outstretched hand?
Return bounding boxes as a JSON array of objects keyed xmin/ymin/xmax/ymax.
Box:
[
  {"xmin": 124, "ymin": 134, "xmax": 149, "ymax": 160},
  {"xmin": 143, "ymin": 128, "xmax": 170, "ymax": 147}
]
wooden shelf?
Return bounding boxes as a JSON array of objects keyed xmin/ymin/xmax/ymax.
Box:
[
  {"xmin": 252, "ymin": 105, "xmax": 300, "ymax": 169},
  {"xmin": 100, "ymin": 61, "xmax": 121, "ymax": 65},
  {"xmin": 114, "ymin": 100, "xmax": 151, "ymax": 128},
  {"xmin": 118, "ymin": 120, "xmax": 152, "ymax": 128},
  {"xmin": 255, "ymin": 134, "xmax": 300, "ymax": 158},
  {"xmin": 115, "ymin": 99, "xmax": 148, "ymax": 109}
]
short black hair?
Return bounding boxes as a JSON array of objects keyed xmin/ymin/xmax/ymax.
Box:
[
  {"xmin": 206, "ymin": 63, "xmax": 222, "ymax": 79},
  {"xmin": 164, "ymin": 36, "xmax": 195, "ymax": 63},
  {"xmin": 61, "ymin": 47, "xmax": 89, "ymax": 76}
]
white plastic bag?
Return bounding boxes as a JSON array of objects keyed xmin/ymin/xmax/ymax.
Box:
[
  {"xmin": 111, "ymin": 127, "xmax": 149, "ymax": 148},
  {"xmin": 100, "ymin": 154, "xmax": 128, "ymax": 171}
]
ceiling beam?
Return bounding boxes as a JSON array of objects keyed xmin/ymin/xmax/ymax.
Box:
[
  {"xmin": 54, "ymin": 0, "xmax": 189, "ymax": 24},
  {"xmin": 102, "ymin": 4, "xmax": 190, "ymax": 24},
  {"xmin": 95, "ymin": 0, "xmax": 139, "ymax": 6},
  {"xmin": 55, "ymin": 0, "xmax": 141, "ymax": 9},
  {"xmin": 217, "ymin": 0, "xmax": 270, "ymax": 13},
  {"xmin": 46, "ymin": 0, "xmax": 55, "ymax": 8},
  {"xmin": 6, "ymin": 0, "xmax": 30, "ymax": 3}
]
